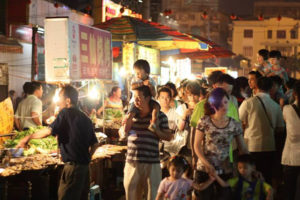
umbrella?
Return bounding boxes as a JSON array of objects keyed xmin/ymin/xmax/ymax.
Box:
[
  {"xmin": 161, "ymin": 35, "xmax": 234, "ymax": 60},
  {"xmin": 94, "ymin": 16, "xmax": 208, "ymax": 51}
]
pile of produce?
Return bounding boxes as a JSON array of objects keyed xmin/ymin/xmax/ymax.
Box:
[
  {"xmin": 104, "ymin": 108, "xmax": 123, "ymax": 120},
  {"xmin": 4, "ymin": 126, "xmax": 58, "ymax": 156},
  {"xmin": 0, "ymin": 154, "xmax": 63, "ymax": 176}
]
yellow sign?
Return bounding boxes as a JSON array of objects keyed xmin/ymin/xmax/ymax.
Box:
[
  {"xmin": 122, "ymin": 43, "xmax": 135, "ymax": 73},
  {"xmin": 137, "ymin": 45, "xmax": 160, "ymax": 75},
  {"xmin": 204, "ymin": 67, "xmax": 228, "ymax": 77},
  {"xmin": 0, "ymin": 98, "xmax": 14, "ymax": 144}
]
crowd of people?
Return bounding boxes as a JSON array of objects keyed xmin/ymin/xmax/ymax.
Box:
[{"xmin": 8, "ymin": 48, "xmax": 300, "ymax": 200}]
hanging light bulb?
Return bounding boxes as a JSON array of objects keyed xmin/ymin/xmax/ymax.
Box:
[
  {"xmin": 53, "ymin": 88, "xmax": 61, "ymax": 103},
  {"xmin": 88, "ymin": 86, "xmax": 100, "ymax": 100}
]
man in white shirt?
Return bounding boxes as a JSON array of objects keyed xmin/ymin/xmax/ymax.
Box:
[
  {"xmin": 15, "ymin": 81, "xmax": 43, "ymax": 130},
  {"xmin": 239, "ymin": 77, "xmax": 285, "ymax": 184}
]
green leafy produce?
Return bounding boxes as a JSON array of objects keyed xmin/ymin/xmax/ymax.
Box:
[
  {"xmin": 104, "ymin": 108, "xmax": 124, "ymax": 120},
  {"xmin": 4, "ymin": 126, "xmax": 57, "ymax": 156}
]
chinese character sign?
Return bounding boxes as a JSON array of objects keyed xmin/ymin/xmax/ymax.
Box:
[
  {"xmin": 122, "ymin": 43, "xmax": 135, "ymax": 73},
  {"xmin": 78, "ymin": 25, "xmax": 112, "ymax": 79},
  {"xmin": 136, "ymin": 45, "xmax": 160, "ymax": 75},
  {"xmin": 46, "ymin": 18, "xmax": 112, "ymax": 81}
]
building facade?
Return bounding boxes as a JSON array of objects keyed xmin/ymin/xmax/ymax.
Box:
[
  {"xmin": 254, "ymin": 1, "xmax": 300, "ymax": 19},
  {"xmin": 159, "ymin": 0, "xmax": 229, "ymax": 47},
  {"xmin": 231, "ymin": 17, "xmax": 300, "ymax": 65}
]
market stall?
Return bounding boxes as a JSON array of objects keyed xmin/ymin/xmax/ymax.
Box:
[
  {"xmin": 0, "ymin": 127, "xmax": 127, "ymax": 200},
  {"xmin": 0, "ymin": 18, "xmax": 128, "ymax": 200}
]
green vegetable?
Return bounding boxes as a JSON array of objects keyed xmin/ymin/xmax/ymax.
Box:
[
  {"xmin": 104, "ymin": 108, "xmax": 124, "ymax": 120},
  {"xmin": 4, "ymin": 126, "xmax": 57, "ymax": 156}
]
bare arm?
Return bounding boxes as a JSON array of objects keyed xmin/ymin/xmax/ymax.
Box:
[
  {"xmin": 89, "ymin": 143, "xmax": 99, "ymax": 157},
  {"xmin": 194, "ymin": 129, "xmax": 215, "ymax": 174},
  {"xmin": 192, "ymin": 177, "xmax": 215, "ymax": 191},
  {"xmin": 214, "ymin": 174, "xmax": 229, "ymax": 187},
  {"xmin": 96, "ymin": 100, "xmax": 108, "ymax": 116},
  {"xmin": 155, "ymin": 126, "xmax": 173, "ymax": 141},
  {"xmin": 155, "ymin": 192, "xmax": 164, "ymax": 200},
  {"xmin": 31, "ymin": 112, "xmax": 42, "ymax": 126},
  {"xmin": 178, "ymin": 108, "xmax": 192, "ymax": 131},
  {"xmin": 190, "ymin": 127, "xmax": 198, "ymax": 169},
  {"xmin": 14, "ymin": 118, "xmax": 21, "ymax": 131},
  {"xmin": 16, "ymin": 127, "xmax": 52, "ymax": 148},
  {"xmin": 235, "ymin": 134, "xmax": 249, "ymax": 155},
  {"xmin": 266, "ymin": 188, "xmax": 273, "ymax": 200}
]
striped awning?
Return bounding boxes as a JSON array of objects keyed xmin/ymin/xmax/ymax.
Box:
[{"xmin": 94, "ymin": 16, "xmax": 208, "ymax": 51}]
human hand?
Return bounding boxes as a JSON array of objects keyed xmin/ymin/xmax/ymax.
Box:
[
  {"xmin": 252, "ymin": 170, "xmax": 265, "ymax": 181},
  {"xmin": 143, "ymin": 79, "xmax": 150, "ymax": 86},
  {"xmin": 209, "ymin": 174, "xmax": 216, "ymax": 181},
  {"xmin": 204, "ymin": 163, "xmax": 215, "ymax": 175},
  {"xmin": 16, "ymin": 136, "xmax": 29, "ymax": 148},
  {"xmin": 192, "ymin": 156, "xmax": 197, "ymax": 170},
  {"xmin": 184, "ymin": 108, "xmax": 193, "ymax": 118}
]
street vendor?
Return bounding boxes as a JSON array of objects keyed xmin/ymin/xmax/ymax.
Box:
[
  {"xmin": 15, "ymin": 81, "xmax": 43, "ymax": 131},
  {"xmin": 96, "ymin": 86, "xmax": 123, "ymax": 117},
  {"xmin": 17, "ymin": 85, "xmax": 98, "ymax": 200}
]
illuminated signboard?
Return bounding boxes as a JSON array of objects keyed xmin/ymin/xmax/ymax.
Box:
[
  {"xmin": 204, "ymin": 67, "xmax": 228, "ymax": 77},
  {"xmin": 102, "ymin": 0, "xmax": 142, "ymax": 22},
  {"xmin": 45, "ymin": 18, "xmax": 112, "ymax": 82}
]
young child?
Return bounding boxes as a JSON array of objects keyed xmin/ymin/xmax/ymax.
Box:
[
  {"xmin": 227, "ymin": 154, "xmax": 273, "ymax": 200},
  {"xmin": 156, "ymin": 156, "xmax": 226, "ymax": 200},
  {"xmin": 124, "ymin": 59, "xmax": 160, "ymax": 133}
]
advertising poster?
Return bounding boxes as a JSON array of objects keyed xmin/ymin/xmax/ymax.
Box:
[
  {"xmin": 136, "ymin": 45, "xmax": 160, "ymax": 75},
  {"xmin": 45, "ymin": 18, "xmax": 112, "ymax": 82}
]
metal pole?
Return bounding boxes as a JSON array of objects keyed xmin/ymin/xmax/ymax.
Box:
[{"xmin": 31, "ymin": 26, "xmax": 38, "ymax": 81}]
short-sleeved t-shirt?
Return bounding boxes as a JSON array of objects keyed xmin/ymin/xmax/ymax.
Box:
[
  {"xmin": 16, "ymin": 95, "xmax": 42, "ymax": 129},
  {"xmin": 228, "ymin": 176, "xmax": 271, "ymax": 200},
  {"xmin": 190, "ymin": 99, "xmax": 239, "ymax": 128},
  {"xmin": 157, "ymin": 177, "xmax": 193, "ymax": 200},
  {"xmin": 50, "ymin": 107, "xmax": 97, "ymax": 164},
  {"xmin": 126, "ymin": 111, "xmax": 170, "ymax": 163},
  {"xmin": 239, "ymin": 93, "xmax": 285, "ymax": 152},
  {"xmin": 196, "ymin": 116, "xmax": 242, "ymax": 173}
]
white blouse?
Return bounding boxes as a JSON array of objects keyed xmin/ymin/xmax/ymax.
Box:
[{"xmin": 282, "ymin": 104, "xmax": 300, "ymax": 166}]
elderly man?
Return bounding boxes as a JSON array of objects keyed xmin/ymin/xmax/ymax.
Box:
[{"xmin": 123, "ymin": 85, "xmax": 172, "ymax": 200}]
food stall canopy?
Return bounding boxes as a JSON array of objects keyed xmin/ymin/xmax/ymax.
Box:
[
  {"xmin": 161, "ymin": 35, "xmax": 235, "ymax": 60},
  {"xmin": 94, "ymin": 16, "xmax": 208, "ymax": 51},
  {"xmin": 45, "ymin": 18, "xmax": 112, "ymax": 82}
]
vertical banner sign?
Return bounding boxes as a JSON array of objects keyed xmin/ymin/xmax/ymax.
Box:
[
  {"xmin": 45, "ymin": 18, "xmax": 70, "ymax": 82},
  {"xmin": 78, "ymin": 25, "xmax": 112, "ymax": 79},
  {"xmin": 45, "ymin": 18, "xmax": 112, "ymax": 82},
  {"xmin": 122, "ymin": 43, "xmax": 135, "ymax": 73}
]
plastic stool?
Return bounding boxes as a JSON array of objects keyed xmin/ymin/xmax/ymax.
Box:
[{"xmin": 90, "ymin": 185, "xmax": 101, "ymax": 200}]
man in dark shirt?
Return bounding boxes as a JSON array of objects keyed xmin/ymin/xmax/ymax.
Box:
[{"xmin": 18, "ymin": 85, "xmax": 98, "ymax": 200}]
